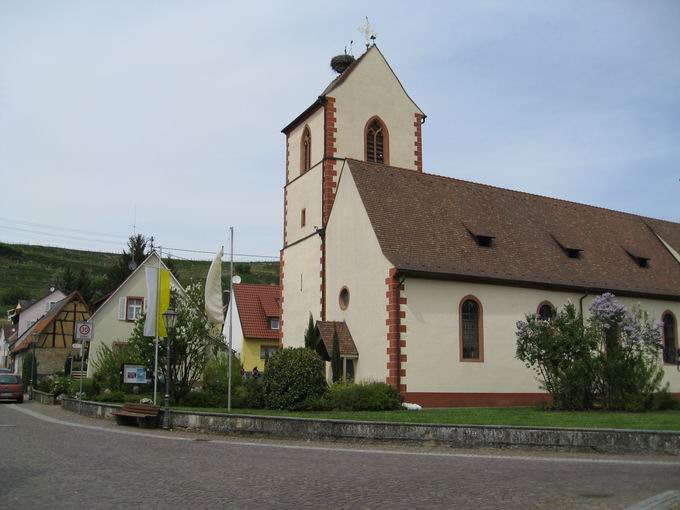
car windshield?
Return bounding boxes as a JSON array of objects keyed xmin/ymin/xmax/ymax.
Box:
[{"xmin": 0, "ymin": 375, "xmax": 20, "ymax": 384}]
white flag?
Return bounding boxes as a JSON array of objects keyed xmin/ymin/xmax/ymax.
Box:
[{"xmin": 205, "ymin": 247, "xmax": 224, "ymax": 324}]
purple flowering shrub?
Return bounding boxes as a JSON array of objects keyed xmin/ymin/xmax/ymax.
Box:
[{"xmin": 517, "ymin": 293, "xmax": 672, "ymax": 411}]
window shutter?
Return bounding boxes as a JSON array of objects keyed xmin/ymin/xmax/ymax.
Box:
[
  {"xmin": 143, "ymin": 299, "xmax": 148, "ymax": 313},
  {"xmin": 118, "ymin": 297, "xmax": 127, "ymax": 321}
]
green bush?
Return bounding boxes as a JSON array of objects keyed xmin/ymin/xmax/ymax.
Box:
[
  {"xmin": 35, "ymin": 378, "xmax": 52, "ymax": 393},
  {"xmin": 649, "ymin": 386, "xmax": 680, "ymax": 411},
  {"xmin": 94, "ymin": 390, "xmax": 126, "ymax": 403},
  {"xmin": 68, "ymin": 378, "xmax": 99, "ymax": 398},
  {"xmin": 319, "ymin": 381, "xmax": 403, "ymax": 411},
  {"xmin": 241, "ymin": 377, "xmax": 265, "ymax": 409},
  {"xmin": 22, "ymin": 352, "xmax": 38, "ymax": 390},
  {"xmin": 50, "ymin": 374, "xmax": 72, "ymax": 396},
  {"xmin": 180, "ymin": 391, "xmax": 222, "ymax": 408},
  {"xmin": 202, "ymin": 351, "xmax": 242, "ymax": 394},
  {"xmin": 91, "ymin": 343, "xmax": 142, "ymax": 392},
  {"xmin": 263, "ymin": 348, "xmax": 327, "ymax": 410}
]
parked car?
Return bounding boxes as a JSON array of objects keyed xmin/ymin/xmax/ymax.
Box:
[
  {"xmin": 0, "ymin": 368, "xmax": 12, "ymax": 373},
  {"xmin": 0, "ymin": 374, "xmax": 23, "ymax": 403}
]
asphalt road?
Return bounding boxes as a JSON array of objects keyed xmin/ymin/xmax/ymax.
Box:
[{"xmin": 1, "ymin": 402, "xmax": 679, "ymax": 509}]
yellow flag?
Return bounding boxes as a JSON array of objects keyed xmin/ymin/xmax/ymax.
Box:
[{"xmin": 157, "ymin": 269, "xmax": 171, "ymax": 337}]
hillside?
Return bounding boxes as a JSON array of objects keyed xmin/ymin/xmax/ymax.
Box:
[{"xmin": 0, "ymin": 242, "xmax": 279, "ymax": 311}]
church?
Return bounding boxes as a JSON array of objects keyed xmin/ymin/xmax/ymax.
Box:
[{"xmin": 279, "ymin": 43, "xmax": 680, "ymax": 407}]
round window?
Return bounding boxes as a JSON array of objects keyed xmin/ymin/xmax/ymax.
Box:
[{"xmin": 339, "ymin": 287, "xmax": 350, "ymax": 310}]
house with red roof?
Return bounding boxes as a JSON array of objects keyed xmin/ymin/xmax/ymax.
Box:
[
  {"xmin": 228, "ymin": 283, "xmax": 281, "ymax": 373},
  {"xmin": 279, "ymin": 43, "xmax": 680, "ymax": 407},
  {"xmin": 10, "ymin": 292, "xmax": 90, "ymax": 378}
]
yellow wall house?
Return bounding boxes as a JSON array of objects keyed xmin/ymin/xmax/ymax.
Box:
[{"xmin": 228, "ymin": 283, "xmax": 281, "ymax": 374}]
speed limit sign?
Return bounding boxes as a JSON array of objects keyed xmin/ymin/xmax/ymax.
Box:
[{"xmin": 75, "ymin": 321, "xmax": 94, "ymax": 341}]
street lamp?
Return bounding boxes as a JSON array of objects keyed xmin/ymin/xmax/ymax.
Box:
[{"xmin": 162, "ymin": 308, "xmax": 178, "ymax": 430}]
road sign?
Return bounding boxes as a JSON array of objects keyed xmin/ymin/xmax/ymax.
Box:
[{"xmin": 74, "ymin": 321, "xmax": 93, "ymax": 341}]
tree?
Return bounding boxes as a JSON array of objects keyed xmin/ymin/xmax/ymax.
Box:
[
  {"xmin": 304, "ymin": 313, "xmax": 316, "ymax": 350},
  {"xmin": 516, "ymin": 302, "xmax": 597, "ymax": 410},
  {"xmin": 1, "ymin": 286, "xmax": 31, "ymax": 308},
  {"xmin": 106, "ymin": 234, "xmax": 149, "ymax": 291},
  {"xmin": 127, "ymin": 283, "xmax": 218, "ymax": 401},
  {"xmin": 91, "ymin": 343, "xmax": 142, "ymax": 391},
  {"xmin": 163, "ymin": 257, "xmax": 180, "ymax": 280},
  {"xmin": 516, "ymin": 294, "xmax": 666, "ymax": 411},
  {"xmin": 56, "ymin": 267, "xmax": 94, "ymax": 303},
  {"xmin": 331, "ymin": 326, "xmax": 342, "ymax": 382}
]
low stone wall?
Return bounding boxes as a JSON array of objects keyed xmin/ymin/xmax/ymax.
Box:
[
  {"xmin": 32, "ymin": 390, "xmax": 56, "ymax": 405},
  {"xmin": 60, "ymin": 399, "xmax": 680, "ymax": 455},
  {"xmin": 61, "ymin": 397, "xmax": 122, "ymax": 419}
]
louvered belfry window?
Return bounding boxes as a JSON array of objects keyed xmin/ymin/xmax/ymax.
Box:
[
  {"xmin": 366, "ymin": 119, "xmax": 385, "ymax": 164},
  {"xmin": 461, "ymin": 299, "xmax": 480, "ymax": 359}
]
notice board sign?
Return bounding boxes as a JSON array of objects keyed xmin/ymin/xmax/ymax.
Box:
[{"xmin": 122, "ymin": 364, "xmax": 148, "ymax": 384}]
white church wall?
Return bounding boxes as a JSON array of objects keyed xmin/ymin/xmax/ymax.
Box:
[
  {"xmin": 286, "ymin": 106, "xmax": 325, "ymax": 182},
  {"xmin": 332, "ymin": 47, "xmax": 422, "ymax": 171},
  {"xmin": 281, "ymin": 236, "xmax": 322, "ymax": 348},
  {"xmin": 403, "ymin": 279, "xmax": 680, "ymax": 394},
  {"xmin": 285, "ymin": 163, "xmax": 322, "ymax": 245},
  {"xmin": 325, "ymin": 167, "xmax": 392, "ymax": 383}
]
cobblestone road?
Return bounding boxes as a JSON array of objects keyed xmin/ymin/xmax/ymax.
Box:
[{"xmin": 1, "ymin": 402, "xmax": 679, "ymax": 509}]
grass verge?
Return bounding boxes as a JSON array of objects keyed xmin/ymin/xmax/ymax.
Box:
[{"xmin": 163, "ymin": 406, "xmax": 680, "ymax": 431}]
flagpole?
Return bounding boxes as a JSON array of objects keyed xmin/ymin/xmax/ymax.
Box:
[
  {"xmin": 228, "ymin": 227, "xmax": 234, "ymax": 412},
  {"xmin": 153, "ymin": 246, "xmax": 161, "ymax": 405}
]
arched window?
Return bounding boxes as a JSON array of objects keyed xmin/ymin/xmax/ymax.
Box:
[
  {"xmin": 537, "ymin": 302, "xmax": 555, "ymax": 321},
  {"xmin": 663, "ymin": 312, "xmax": 677, "ymax": 364},
  {"xmin": 459, "ymin": 296, "xmax": 483, "ymax": 361},
  {"xmin": 300, "ymin": 126, "xmax": 311, "ymax": 173},
  {"xmin": 365, "ymin": 117, "xmax": 389, "ymax": 164}
]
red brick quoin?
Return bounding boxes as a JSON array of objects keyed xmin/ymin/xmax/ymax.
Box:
[
  {"xmin": 386, "ymin": 268, "xmax": 407, "ymax": 393},
  {"xmin": 320, "ymin": 97, "xmax": 338, "ymax": 321},
  {"xmin": 414, "ymin": 113, "xmax": 424, "ymax": 171}
]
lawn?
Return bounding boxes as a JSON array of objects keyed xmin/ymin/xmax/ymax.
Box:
[{"xmin": 168, "ymin": 406, "xmax": 680, "ymax": 431}]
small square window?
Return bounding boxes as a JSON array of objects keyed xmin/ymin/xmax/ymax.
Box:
[
  {"xmin": 126, "ymin": 298, "xmax": 143, "ymax": 321},
  {"xmin": 270, "ymin": 318, "xmax": 280, "ymax": 330}
]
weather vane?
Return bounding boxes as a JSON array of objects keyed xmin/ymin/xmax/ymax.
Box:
[{"xmin": 358, "ymin": 17, "xmax": 377, "ymax": 49}]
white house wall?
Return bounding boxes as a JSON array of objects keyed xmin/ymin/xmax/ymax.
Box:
[
  {"xmin": 87, "ymin": 254, "xmax": 180, "ymax": 377},
  {"xmin": 325, "ymin": 167, "xmax": 392, "ymax": 382},
  {"xmin": 17, "ymin": 290, "xmax": 66, "ymax": 338}
]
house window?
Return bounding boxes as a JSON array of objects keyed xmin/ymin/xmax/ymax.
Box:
[
  {"xmin": 301, "ymin": 208, "xmax": 306, "ymax": 228},
  {"xmin": 344, "ymin": 358, "xmax": 355, "ymax": 381},
  {"xmin": 537, "ymin": 302, "xmax": 555, "ymax": 321},
  {"xmin": 126, "ymin": 297, "xmax": 143, "ymax": 321},
  {"xmin": 365, "ymin": 117, "xmax": 388, "ymax": 164},
  {"xmin": 260, "ymin": 345, "xmax": 279, "ymax": 362},
  {"xmin": 339, "ymin": 287, "xmax": 350, "ymax": 310},
  {"xmin": 301, "ymin": 126, "xmax": 311, "ymax": 173},
  {"xmin": 269, "ymin": 317, "xmax": 280, "ymax": 330},
  {"xmin": 460, "ymin": 296, "xmax": 483, "ymax": 361},
  {"xmin": 663, "ymin": 312, "xmax": 677, "ymax": 364}
]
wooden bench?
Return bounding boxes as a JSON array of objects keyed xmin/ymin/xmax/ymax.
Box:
[{"xmin": 113, "ymin": 403, "xmax": 161, "ymax": 429}]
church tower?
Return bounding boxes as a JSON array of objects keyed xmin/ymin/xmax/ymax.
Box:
[{"xmin": 280, "ymin": 44, "xmax": 425, "ymax": 346}]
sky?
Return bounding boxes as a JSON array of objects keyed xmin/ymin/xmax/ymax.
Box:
[{"xmin": 1, "ymin": 1, "xmax": 679, "ymax": 262}]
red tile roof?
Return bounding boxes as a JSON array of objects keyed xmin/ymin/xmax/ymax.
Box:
[
  {"xmin": 315, "ymin": 321, "xmax": 358, "ymax": 358},
  {"xmin": 233, "ymin": 284, "xmax": 281, "ymax": 341},
  {"xmin": 346, "ymin": 159, "xmax": 680, "ymax": 300},
  {"xmin": 12, "ymin": 292, "xmax": 89, "ymax": 353}
]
